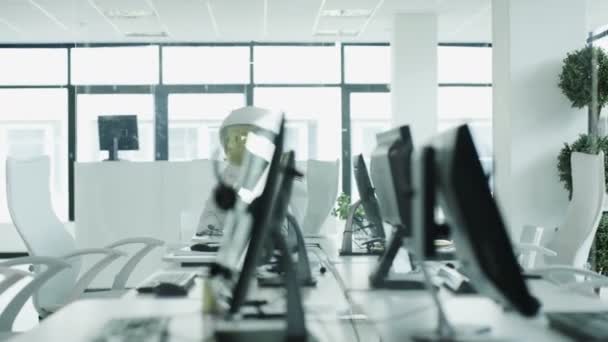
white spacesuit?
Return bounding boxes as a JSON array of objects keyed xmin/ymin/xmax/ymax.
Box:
[{"xmin": 196, "ymin": 106, "xmax": 279, "ymax": 236}]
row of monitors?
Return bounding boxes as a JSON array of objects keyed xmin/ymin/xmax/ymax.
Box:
[{"xmin": 354, "ymin": 125, "xmax": 540, "ymax": 316}]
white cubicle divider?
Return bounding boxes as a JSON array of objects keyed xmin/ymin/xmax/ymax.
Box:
[
  {"xmin": 74, "ymin": 160, "xmax": 215, "ymax": 288},
  {"xmin": 74, "ymin": 159, "xmax": 338, "ymax": 288}
]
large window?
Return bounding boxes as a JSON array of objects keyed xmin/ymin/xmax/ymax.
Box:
[
  {"xmin": 71, "ymin": 46, "xmax": 159, "ymax": 85},
  {"xmin": 0, "ymin": 89, "xmax": 68, "ymax": 222},
  {"xmin": 254, "ymin": 87, "xmax": 341, "ymax": 161},
  {"xmin": 168, "ymin": 93, "xmax": 246, "ymax": 161},
  {"xmin": 163, "ymin": 46, "xmax": 250, "ymax": 84},
  {"xmin": 344, "ymin": 46, "xmax": 390, "ymax": 84},
  {"xmin": 0, "ymin": 42, "xmax": 493, "ymax": 225},
  {"xmin": 437, "ymin": 46, "xmax": 493, "ymax": 175},
  {"xmin": 254, "ymin": 46, "xmax": 340, "ymax": 84}
]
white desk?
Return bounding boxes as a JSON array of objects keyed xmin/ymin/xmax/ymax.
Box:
[{"xmin": 9, "ymin": 236, "xmax": 606, "ymax": 342}]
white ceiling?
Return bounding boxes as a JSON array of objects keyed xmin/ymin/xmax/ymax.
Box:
[{"xmin": 0, "ymin": 0, "xmax": 605, "ymax": 43}]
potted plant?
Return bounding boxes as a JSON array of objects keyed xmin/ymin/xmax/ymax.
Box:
[{"xmin": 558, "ymin": 45, "xmax": 608, "ymax": 138}]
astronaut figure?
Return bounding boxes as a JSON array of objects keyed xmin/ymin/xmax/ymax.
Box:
[{"xmin": 196, "ymin": 106, "xmax": 278, "ymax": 236}]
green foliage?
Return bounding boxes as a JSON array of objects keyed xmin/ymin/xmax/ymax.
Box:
[
  {"xmin": 557, "ymin": 134, "xmax": 608, "ymax": 199},
  {"xmin": 331, "ymin": 193, "xmax": 364, "ymax": 221},
  {"xmin": 558, "ymin": 46, "xmax": 608, "ymax": 112},
  {"xmin": 595, "ymin": 214, "xmax": 608, "ymax": 275}
]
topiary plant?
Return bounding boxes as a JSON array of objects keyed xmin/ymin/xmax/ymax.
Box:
[
  {"xmin": 558, "ymin": 46, "xmax": 608, "ymax": 137},
  {"xmin": 557, "ymin": 134, "xmax": 608, "ymax": 199},
  {"xmin": 595, "ymin": 213, "xmax": 608, "ymax": 275}
]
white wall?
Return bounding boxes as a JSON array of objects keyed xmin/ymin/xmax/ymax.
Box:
[
  {"xmin": 391, "ymin": 13, "xmax": 438, "ymax": 146},
  {"xmin": 493, "ymin": 0, "xmax": 587, "ymax": 239}
]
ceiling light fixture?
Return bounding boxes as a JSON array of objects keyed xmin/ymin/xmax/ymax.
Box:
[
  {"xmin": 314, "ymin": 29, "xmax": 359, "ymax": 37},
  {"xmin": 124, "ymin": 31, "xmax": 169, "ymax": 38},
  {"xmin": 104, "ymin": 9, "xmax": 154, "ymax": 19},
  {"xmin": 321, "ymin": 9, "xmax": 372, "ymax": 17}
]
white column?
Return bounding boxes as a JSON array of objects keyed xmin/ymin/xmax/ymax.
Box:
[
  {"xmin": 391, "ymin": 13, "xmax": 437, "ymax": 146},
  {"xmin": 492, "ymin": 0, "xmax": 587, "ymax": 238}
]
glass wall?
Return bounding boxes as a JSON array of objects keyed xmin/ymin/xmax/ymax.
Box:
[
  {"xmin": 0, "ymin": 42, "xmax": 493, "ymax": 221},
  {"xmin": 0, "ymin": 48, "xmax": 68, "ymax": 223}
]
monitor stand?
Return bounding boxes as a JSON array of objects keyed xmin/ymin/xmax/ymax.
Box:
[
  {"xmin": 339, "ymin": 200, "xmax": 385, "ymax": 256},
  {"xmin": 258, "ymin": 214, "xmax": 316, "ymax": 287},
  {"xmin": 411, "ymin": 261, "xmax": 491, "ymax": 341},
  {"xmin": 216, "ymin": 231, "xmax": 318, "ymax": 342},
  {"xmin": 105, "ymin": 137, "xmax": 120, "ymax": 161},
  {"xmin": 369, "ymin": 226, "xmax": 426, "ymax": 290}
]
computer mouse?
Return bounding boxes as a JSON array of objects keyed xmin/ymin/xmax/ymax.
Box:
[
  {"xmin": 154, "ymin": 283, "xmax": 188, "ymax": 297},
  {"xmin": 190, "ymin": 243, "xmax": 220, "ymax": 252}
]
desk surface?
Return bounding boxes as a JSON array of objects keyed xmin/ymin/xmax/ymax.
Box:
[{"xmin": 9, "ymin": 236, "xmax": 608, "ymax": 342}]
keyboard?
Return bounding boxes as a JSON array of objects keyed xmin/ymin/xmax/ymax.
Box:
[
  {"xmin": 546, "ymin": 312, "xmax": 608, "ymax": 341},
  {"xmin": 136, "ymin": 271, "xmax": 197, "ymax": 294},
  {"xmin": 94, "ymin": 317, "xmax": 169, "ymax": 342}
]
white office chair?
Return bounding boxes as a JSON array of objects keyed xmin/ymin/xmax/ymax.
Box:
[
  {"xmin": 518, "ymin": 151, "xmax": 607, "ymax": 291},
  {"xmin": 300, "ymin": 160, "xmax": 339, "ymax": 236},
  {"xmin": 0, "ymin": 156, "xmax": 164, "ymax": 329}
]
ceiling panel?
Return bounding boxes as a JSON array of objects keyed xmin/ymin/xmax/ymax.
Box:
[
  {"xmin": 152, "ymin": 0, "xmax": 217, "ymax": 40},
  {"xmin": 265, "ymin": 0, "xmax": 320, "ymax": 41},
  {"xmin": 0, "ymin": 0, "xmax": 605, "ymax": 44},
  {"xmin": 323, "ymin": 0, "xmax": 381, "ymax": 10},
  {"xmin": 209, "ymin": 0, "xmax": 265, "ymax": 40}
]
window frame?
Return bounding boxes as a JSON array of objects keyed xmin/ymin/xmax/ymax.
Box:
[{"xmin": 0, "ymin": 41, "xmax": 493, "ymax": 225}]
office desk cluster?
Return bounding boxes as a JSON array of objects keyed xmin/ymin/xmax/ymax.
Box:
[{"xmin": 7, "ymin": 235, "xmax": 604, "ymax": 342}]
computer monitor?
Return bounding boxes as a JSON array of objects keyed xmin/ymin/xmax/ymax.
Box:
[
  {"xmin": 413, "ymin": 124, "xmax": 540, "ymax": 316},
  {"xmin": 97, "ymin": 115, "xmax": 139, "ymax": 161},
  {"xmin": 209, "ymin": 116, "xmax": 283, "ymax": 307},
  {"xmin": 228, "ymin": 117, "xmax": 285, "ymax": 314},
  {"xmin": 353, "ymin": 154, "xmax": 385, "ymax": 240},
  {"xmin": 370, "ymin": 125, "xmax": 414, "ymax": 233}
]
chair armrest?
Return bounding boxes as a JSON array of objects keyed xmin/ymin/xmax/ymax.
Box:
[
  {"xmin": 0, "ymin": 257, "xmax": 71, "ymax": 331},
  {"xmin": 61, "ymin": 248, "xmax": 126, "ymax": 260},
  {"xmin": 0, "ymin": 267, "xmax": 30, "ymax": 295},
  {"xmin": 516, "ymin": 243, "xmax": 558, "ymax": 257},
  {"xmin": 529, "ymin": 265, "xmax": 606, "ymax": 285},
  {"xmin": 60, "ymin": 248, "xmax": 127, "ymax": 303},
  {"xmin": 564, "ymin": 278, "xmax": 608, "ymax": 293},
  {"xmin": 104, "ymin": 237, "xmax": 164, "ymax": 290},
  {"xmin": 105, "ymin": 237, "xmax": 164, "ymax": 249}
]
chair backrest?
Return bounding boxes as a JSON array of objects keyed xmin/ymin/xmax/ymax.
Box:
[
  {"xmin": 301, "ymin": 159, "xmax": 340, "ymax": 236},
  {"xmin": 546, "ymin": 151, "xmax": 606, "ymax": 268},
  {"xmin": 518, "ymin": 225, "xmax": 545, "ymax": 269},
  {"xmin": 6, "ymin": 156, "xmax": 80, "ymax": 312}
]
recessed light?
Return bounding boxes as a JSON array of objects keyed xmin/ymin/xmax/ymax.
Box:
[
  {"xmin": 105, "ymin": 9, "xmax": 154, "ymax": 19},
  {"xmin": 314, "ymin": 29, "xmax": 359, "ymax": 37},
  {"xmin": 124, "ymin": 31, "xmax": 169, "ymax": 38},
  {"xmin": 321, "ymin": 9, "xmax": 372, "ymax": 17}
]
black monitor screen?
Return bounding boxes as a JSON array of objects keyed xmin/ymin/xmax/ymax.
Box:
[
  {"xmin": 98, "ymin": 115, "xmax": 139, "ymax": 151},
  {"xmin": 228, "ymin": 117, "xmax": 285, "ymax": 314},
  {"xmin": 370, "ymin": 126, "xmax": 413, "ymax": 233},
  {"xmin": 353, "ymin": 154, "xmax": 385, "ymax": 239},
  {"xmin": 428, "ymin": 124, "xmax": 540, "ymax": 317}
]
